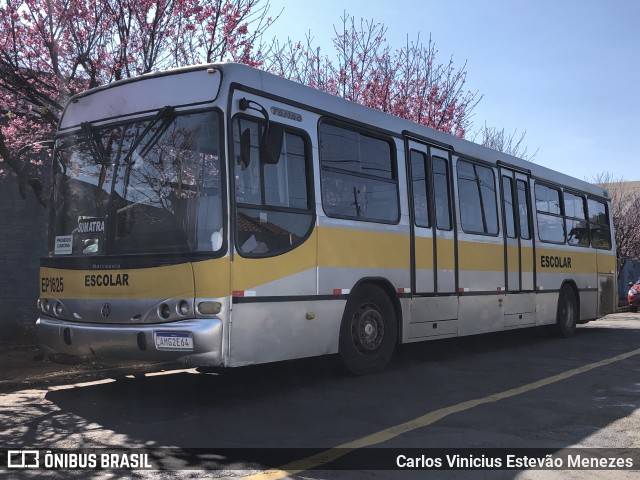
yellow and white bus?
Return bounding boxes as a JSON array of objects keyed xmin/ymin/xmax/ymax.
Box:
[{"xmin": 37, "ymin": 63, "xmax": 617, "ymax": 375}]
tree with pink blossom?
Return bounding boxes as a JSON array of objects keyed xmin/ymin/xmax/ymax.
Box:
[
  {"xmin": 2, "ymin": 6, "xmax": 509, "ymax": 208},
  {"xmin": 265, "ymin": 14, "xmax": 480, "ymax": 138},
  {"xmin": 0, "ymin": 0, "xmax": 274, "ymax": 205}
]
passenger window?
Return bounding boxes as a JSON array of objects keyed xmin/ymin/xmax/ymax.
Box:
[
  {"xmin": 410, "ymin": 150, "xmax": 429, "ymax": 227},
  {"xmin": 320, "ymin": 122, "xmax": 398, "ymax": 223},
  {"xmin": 320, "ymin": 123, "xmax": 394, "ymax": 180},
  {"xmin": 588, "ymin": 198, "xmax": 612, "ymax": 249},
  {"xmin": 457, "ymin": 159, "xmax": 498, "ymax": 235},
  {"xmin": 564, "ymin": 192, "xmax": 589, "ymax": 247},
  {"xmin": 535, "ymin": 183, "xmax": 561, "ymax": 214},
  {"xmin": 232, "ymin": 117, "xmax": 313, "ymax": 257},
  {"xmin": 433, "ymin": 157, "xmax": 452, "ymax": 230},
  {"xmin": 502, "ymin": 176, "xmax": 516, "ymax": 239},
  {"xmin": 535, "ymin": 183, "xmax": 565, "ymax": 243},
  {"xmin": 516, "ymin": 180, "xmax": 531, "ymax": 240}
]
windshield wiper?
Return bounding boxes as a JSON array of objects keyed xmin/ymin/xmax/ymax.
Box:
[
  {"xmin": 81, "ymin": 121, "xmax": 107, "ymax": 164},
  {"xmin": 119, "ymin": 106, "xmax": 176, "ymax": 201},
  {"xmin": 81, "ymin": 121, "xmax": 109, "ymax": 188},
  {"xmin": 121, "ymin": 105, "xmax": 175, "ymax": 165}
]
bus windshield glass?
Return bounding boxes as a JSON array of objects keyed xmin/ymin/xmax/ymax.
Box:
[{"xmin": 50, "ymin": 110, "xmax": 224, "ymax": 256}]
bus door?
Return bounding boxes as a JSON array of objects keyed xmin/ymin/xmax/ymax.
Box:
[
  {"xmin": 407, "ymin": 139, "xmax": 458, "ymax": 339},
  {"xmin": 498, "ymin": 166, "xmax": 536, "ymax": 325},
  {"xmin": 228, "ymin": 93, "xmax": 319, "ymax": 365}
]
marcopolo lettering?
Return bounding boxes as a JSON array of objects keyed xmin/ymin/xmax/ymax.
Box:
[
  {"xmin": 540, "ymin": 255, "xmax": 572, "ymax": 269},
  {"xmin": 84, "ymin": 273, "xmax": 129, "ymax": 287},
  {"xmin": 270, "ymin": 106, "xmax": 303, "ymax": 122}
]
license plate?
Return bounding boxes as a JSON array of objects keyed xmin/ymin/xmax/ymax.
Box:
[{"xmin": 154, "ymin": 332, "xmax": 194, "ymax": 351}]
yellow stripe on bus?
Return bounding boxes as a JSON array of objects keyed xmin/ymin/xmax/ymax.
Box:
[
  {"xmin": 317, "ymin": 227, "xmax": 410, "ymax": 269},
  {"xmin": 40, "ymin": 230, "xmax": 617, "ymax": 300},
  {"xmin": 596, "ymin": 252, "xmax": 616, "ymax": 275},
  {"xmin": 536, "ymin": 247, "xmax": 597, "ymax": 274},
  {"xmin": 231, "ymin": 232, "xmax": 318, "ymax": 292},
  {"xmin": 457, "ymin": 241, "xmax": 504, "ymax": 272},
  {"xmin": 40, "ymin": 263, "xmax": 195, "ymax": 300},
  {"xmin": 414, "ymin": 236, "xmax": 434, "ymax": 270},
  {"xmin": 193, "ymin": 257, "xmax": 231, "ymax": 298},
  {"xmin": 521, "ymin": 246, "xmax": 534, "ymax": 273}
]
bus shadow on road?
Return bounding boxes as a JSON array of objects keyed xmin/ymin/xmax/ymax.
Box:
[{"xmin": 32, "ymin": 322, "xmax": 640, "ymax": 476}]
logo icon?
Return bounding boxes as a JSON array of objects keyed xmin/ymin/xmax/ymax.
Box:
[
  {"xmin": 100, "ymin": 303, "xmax": 111, "ymax": 318},
  {"xmin": 7, "ymin": 450, "xmax": 39, "ymax": 469}
]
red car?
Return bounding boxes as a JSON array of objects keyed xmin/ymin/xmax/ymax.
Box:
[{"xmin": 629, "ymin": 281, "xmax": 640, "ymax": 312}]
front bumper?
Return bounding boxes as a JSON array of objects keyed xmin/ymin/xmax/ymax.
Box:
[{"xmin": 36, "ymin": 316, "xmax": 224, "ymax": 366}]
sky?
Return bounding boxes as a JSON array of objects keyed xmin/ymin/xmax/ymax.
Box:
[{"xmin": 264, "ymin": 0, "xmax": 639, "ymax": 182}]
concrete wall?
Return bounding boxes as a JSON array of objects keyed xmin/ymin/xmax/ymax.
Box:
[{"xmin": 0, "ymin": 175, "xmax": 48, "ymax": 339}]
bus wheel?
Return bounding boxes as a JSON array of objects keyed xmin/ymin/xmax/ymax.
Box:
[
  {"xmin": 555, "ymin": 285, "xmax": 577, "ymax": 337},
  {"xmin": 339, "ymin": 284, "xmax": 397, "ymax": 375}
]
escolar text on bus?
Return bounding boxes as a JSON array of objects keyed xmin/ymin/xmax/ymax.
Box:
[
  {"xmin": 84, "ymin": 274, "xmax": 129, "ymax": 287},
  {"xmin": 540, "ymin": 255, "xmax": 572, "ymax": 269}
]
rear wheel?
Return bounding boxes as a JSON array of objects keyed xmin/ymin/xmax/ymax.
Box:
[
  {"xmin": 555, "ymin": 285, "xmax": 578, "ymax": 337},
  {"xmin": 339, "ymin": 284, "xmax": 397, "ymax": 375}
]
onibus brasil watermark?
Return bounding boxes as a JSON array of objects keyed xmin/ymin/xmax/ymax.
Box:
[{"xmin": 6, "ymin": 450, "xmax": 152, "ymax": 469}]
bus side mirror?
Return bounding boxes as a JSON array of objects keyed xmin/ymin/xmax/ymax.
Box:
[
  {"xmin": 261, "ymin": 123, "xmax": 284, "ymax": 165},
  {"xmin": 238, "ymin": 128, "xmax": 251, "ymax": 170},
  {"xmin": 238, "ymin": 97, "xmax": 283, "ymax": 165}
]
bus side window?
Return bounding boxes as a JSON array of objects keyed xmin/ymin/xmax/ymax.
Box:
[
  {"xmin": 433, "ymin": 156, "xmax": 451, "ymax": 230},
  {"xmin": 457, "ymin": 159, "xmax": 498, "ymax": 235},
  {"xmin": 232, "ymin": 117, "xmax": 314, "ymax": 257},
  {"xmin": 502, "ymin": 176, "xmax": 516, "ymax": 239},
  {"xmin": 410, "ymin": 150, "xmax": 429, "ymax": 227},
  {"xmin": 516, "ymin": 179, "xmax": 531, "ymax": 240},
  {"xmin": 588, "ymin": 198, "xmax": 612, "ymax": 249},
  {"xmin": 564, "ymin": 191, "xmax": 589, "ymax": 247},
  {"xmin": 319, "ymin": 121, "xmax": 398, "ymax": 223},
  {"xmin": 535, "ymin": 182, "xmax": 565, "ymax": 244}
]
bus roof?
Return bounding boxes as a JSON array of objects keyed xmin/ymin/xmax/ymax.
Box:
[
  {"xmin": 61, "ymin": 62, "xmax": 609, "ymax": 199},
  {"xmin": 228, "ymin": 63, "xmax": 607, "ymax": 199}
]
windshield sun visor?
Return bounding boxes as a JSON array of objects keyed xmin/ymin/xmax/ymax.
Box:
[{"xmin": 60, "ymin": 68, "xmax": 222, "ymax": 130}]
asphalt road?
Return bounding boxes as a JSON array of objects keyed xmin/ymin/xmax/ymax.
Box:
[{"xmin": 2, "ymin": 313, "xmax": 640, "ymax": 479}]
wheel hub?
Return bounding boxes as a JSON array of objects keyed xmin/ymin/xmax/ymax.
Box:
[{"xmin": 351, "ymin": 305, "xmax": 385, "ymax": 353}]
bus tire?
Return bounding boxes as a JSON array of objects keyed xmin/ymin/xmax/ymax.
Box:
[
  {"xmin": 339, "ymin": 284, "xmax": 397, "ymax": 375},
  {"xmin": 555, "ymin": 285, "xmax": 578, "ymax": 338}
]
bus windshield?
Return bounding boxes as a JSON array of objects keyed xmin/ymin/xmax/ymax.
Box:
[{"xmin": 50, "ymin": 110, "xmax": 224, "ymax": 256}]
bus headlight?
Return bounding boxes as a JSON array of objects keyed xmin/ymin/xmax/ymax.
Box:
[
  {"xmin": 177, "ymin": 300, "xmax": 190, "ymax": 316},
  {"xmin": 158, "ymin": 303, "xmax": 171, "ymax": 319},
  {"xmin": 40, "ymin": 298, "xmax": 50, "ymax": 314}
]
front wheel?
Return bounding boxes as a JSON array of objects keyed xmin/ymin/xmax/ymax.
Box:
[
  {"xmin": 339, "ymin": 284, "xmax": 397, "ymax": 375},
  {"xmin": 630, "ymin": 306, "xmax": 638, "ymax": 313},
  {"xmin": 555, "ymin": 285, "xmax": 578, "ymax": 337}
]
